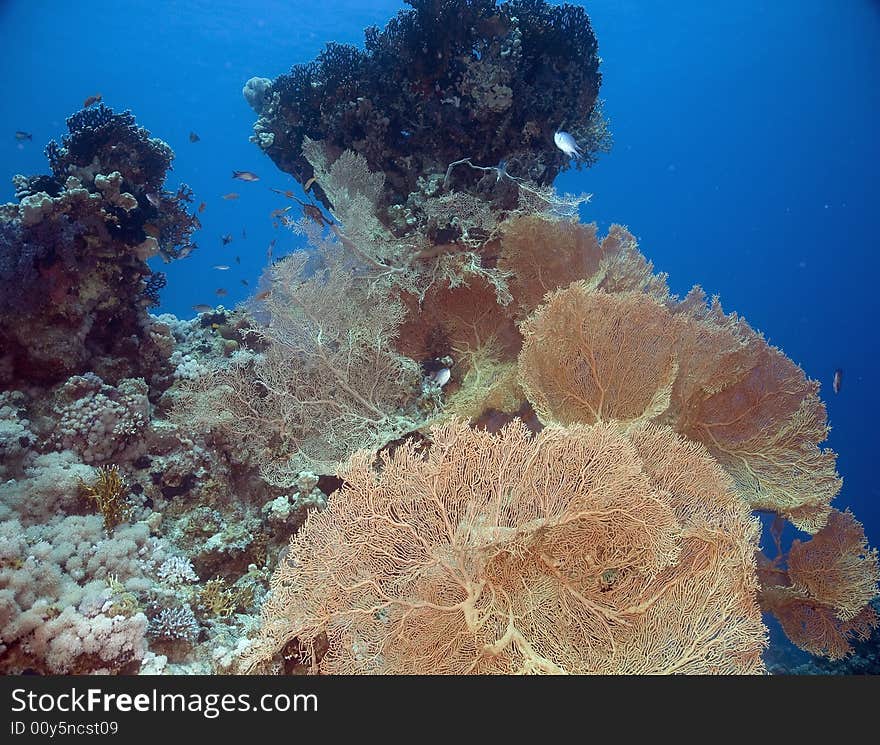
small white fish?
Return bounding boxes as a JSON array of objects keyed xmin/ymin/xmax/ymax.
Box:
[
  {"xmin": 213, "ymin": 264, "xmax": 231, "ymax": 270},
  {"xmin": 145, "ymin": 192, "xmax": 161, "ymax": 208},
  {"xmin": 432, "ymin": 368, "xmax": 451, "ymax": 387},
  {"xmin": 554, "ymin": 130, "xmax": 582, "ymax": 159}
]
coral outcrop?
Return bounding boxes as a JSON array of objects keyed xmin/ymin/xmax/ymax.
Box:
[
  {"xmin": 0, "ymin": 106, "xmax": 198, "ymax": 393},
  {"xmin": 245, "ymin": 0, "xmax": 609, "ymax": 243}
]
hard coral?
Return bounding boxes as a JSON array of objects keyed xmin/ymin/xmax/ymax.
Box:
[
  {"xmin": 0, "ymin": 107, "xmax": 198, "ymax": 391},
  {"xmin": 46, "ymin": 105, "xmax": 172, "ymax": 192},
  {"xmin": 247, "ymin": 0, "xmax": 609, "ymax": 238}
]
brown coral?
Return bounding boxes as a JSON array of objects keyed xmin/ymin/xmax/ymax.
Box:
[
  {"xmin": 396, "ymin": 273, "xmax": 521, "ymax": 366},
  {"xmin": 246, "ymin": 418, "xmax": 765, "ymax": 674}
]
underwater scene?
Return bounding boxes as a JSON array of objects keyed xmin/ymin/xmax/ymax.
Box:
[{"xmin": 0, "ymin": 0, "xmax": 878, "ymax": 675}]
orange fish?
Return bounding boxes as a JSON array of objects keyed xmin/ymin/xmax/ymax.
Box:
[
  {"xmin": 255, "ymin": 289, "xmax": 272, "ymax": 301},
  {"xmin": 198, "ymin": 201, "xmax": 206, "ymax": 213},
  {"xmin": 270, "ymin": 207, "xmax": 292, "ymax": 219},
  {"xmin": 222, "ymin": 193, "xmax": 239, "ymax": 200},
  {"xmin": 83, "ymin": 93, "xmax": 102, "ymax": 108}
]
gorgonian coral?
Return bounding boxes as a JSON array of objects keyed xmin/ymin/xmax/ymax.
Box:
[
  {"xmin": 245, "ymin": 418, "xmax": 765, "ymax": 674},
  {"xmin": 759, "ymin": 510, "xmax": 879, "ymax": 659},
  {"xmin": 172, "ymin": 242, "xmax": 425, "ymax": 484},
  {"xmin": 517, "ymin": 280, "xmax": 841, "ymax": 534}
]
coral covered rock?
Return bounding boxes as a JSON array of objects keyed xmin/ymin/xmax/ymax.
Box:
[
  {"xmin": 247, "ymin": 0, "xmax": 610, "ymax": 241},
  {"xmin": 0, "ymin": 106, "xmax": 199, "ymax": 392}
]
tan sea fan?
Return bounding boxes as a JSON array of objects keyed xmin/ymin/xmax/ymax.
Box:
[
  {"xmin": 245, "ymin": 418, "xmax": 765, "ymax": 674},
  {"xmin": 497, "ymin": 216, "xmax": 668, "ymax": 319},
  {"xmin": 518, "ymin": 281, "xmax": 841, "ymax": 533},
  {"xmin": 518, "ymin": 286, "xmax": 681, "ymax": 427}
]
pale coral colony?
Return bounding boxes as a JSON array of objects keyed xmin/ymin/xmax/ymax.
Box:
[{"xmin": 0, "ymin": 0, "xmax": 877, "ymax": 676}]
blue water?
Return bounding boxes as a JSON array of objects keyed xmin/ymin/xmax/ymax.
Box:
[{"xmin": 2, "ymin": 0, "xmax": 878, "ymax": 552}]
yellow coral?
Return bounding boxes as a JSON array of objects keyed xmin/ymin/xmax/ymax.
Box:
[{"xmin": 78, "ymin": 465, "xmax": 133, "ymax": 532}]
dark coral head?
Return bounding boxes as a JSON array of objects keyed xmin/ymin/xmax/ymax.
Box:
[
  {"xmin": 254, "ymin": 0, "xmax": 610, "ymax": 223},
  {"xmin": 45, "ymin": 104, "xmax": 174, "ymax": 192}
]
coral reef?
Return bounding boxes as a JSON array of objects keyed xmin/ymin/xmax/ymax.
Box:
[
  {"xmin": 0, "ymin": 0, "xmax": 875, "ymax": 677},
  {"xmin": 246, "ymin": 0, "xmax": 609, "ymax": 243},
  {"xmin": 0, "ymin": 106, "xmax": 198, "ymax": 392}
]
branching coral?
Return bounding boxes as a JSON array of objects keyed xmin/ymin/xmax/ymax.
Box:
[
  {"xmin": 78, "ymin": 465, "xmax": 134, "ymax": 533},
  {"xmin": 246, "ymin": 418, "xmax": 765, "ymax": 674},
  {"xmin": 173, "ymin": 242, "xmax": 426, "ymax": 483}
]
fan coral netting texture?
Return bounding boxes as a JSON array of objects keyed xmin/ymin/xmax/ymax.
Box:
[{"xmin": 247, "ymin": 418, "xmax": 766, "ymax": 674}]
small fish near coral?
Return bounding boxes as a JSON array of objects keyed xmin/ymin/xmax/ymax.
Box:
[
  {"xmin": 15, "ymin": 131, "xmax": 32, "ymax": 141},
  {"xmin": 83, "ymin": 93, "xmax": 102, "ymax": 107},
  {"xmin": 833, "ymin": 368, "xmax": 843, "ymax": 394},
  {"xmin": 222, "ymin": 192, "xmax": 239, "ymax": 200},
  {"xmin": 232, "ymin": 170, "xmax": 260, "ymax": 182},
  {"xmin": 189, "ymin": 131, "xmax": 200, "ymax": 143},
  {"xmin": 554, "ymin": 130, "xmax": 582, "ymax": 159},
  {"xmin": 221, "ymin": 234, "xmax": 233, "ymax": 245}
]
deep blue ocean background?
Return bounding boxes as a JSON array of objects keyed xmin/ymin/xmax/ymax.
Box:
[{"xmin": 2, "ymin": 1, "xmax": 878, "ymax": 661}]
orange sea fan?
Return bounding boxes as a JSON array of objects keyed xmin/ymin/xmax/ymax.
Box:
[
  {"xmin": 245, "ymin": 418, "xmax": 766, "ymax": 674},
  {"xmin": 518, "ymin": 285, "xmax": 681, "ymax": 427},
  {"xmin": 497, "ymin": 216, "xmax": 668, "ymax": 319},
  {"xmin": 518, "ymin": 281, "xmax": 842, "ymax": 533},
  {"xmin": 667, "ymin": 291, "xmax": 841, "ymax": 533},
  {"xmin": 786, "ymin": 509, "xmax": 880, "ymax": 622},
  {"xmin": 760, "ymin": 586, "xmax": 877, "ymax": 661},
  {"xmin": 396, "ymin": 274, "xmax": 521, "ymax": 365}
]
